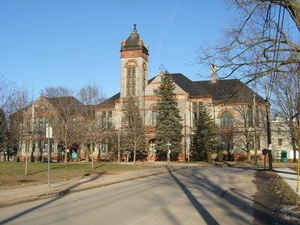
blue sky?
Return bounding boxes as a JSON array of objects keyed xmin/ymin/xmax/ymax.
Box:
[{"xmin": 0, "ymin": 1, "xmax": 235, "ymax": 98}]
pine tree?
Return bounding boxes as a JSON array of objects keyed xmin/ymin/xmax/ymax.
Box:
[
  {"xmin": 122, "ymin": 97, "xmax": 145, "ymax": 163},
  {"xmin": 191, "ymin": 105, "xmax": 217, "ymax": 161},
  {"xmin": 156, "ymin": 73, "xmax": 182, "ymax": 160}
]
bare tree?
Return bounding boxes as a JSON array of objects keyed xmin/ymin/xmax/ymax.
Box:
[
  {"xmin": 230, "ymin": 0, "xmax": 300, "ymax": 29},
  {"xmin": 234, "ymin": 104, "xmax": 255, "ymax": 160},
  {"xmin": 40, "ymin": 87, "xmax": 73, "ymax": 98},
  {"xmin": 121, "ymin": 97, "xmax": 145, "ymax": 163},
  {"xmin": 77, "ymin": 84, "xmax": 104, "ymax": 105},
  {"xmin": 273, "ymin": 71, "xmax": 299, "ymax": 161},
  {"xmin": 219, "ymin": 128, "xmax": 235, "ymax": 161},
  {"xmin": 199, "ymin": 0, "xmax": 299, "ymax": 83},
  {"xmin": 0, "ymin": 76, "xmax": 19, "ymax": 159},
  {"xmin": 80, "ymin": 105, "xmax": 104, "ymax": 168},
  {"xmin": 48, "ymin": 96, "xmax": 85, "ymax": 163},
  {"xmin": 0, "ymin": 109, "xmax": 8, "ymax": 160},
  {"xmin": 9, "ymin": 89, "xmax": 31, "ymax": 175}
]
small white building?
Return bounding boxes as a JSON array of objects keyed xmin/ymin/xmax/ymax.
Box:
[{"xmin": 271, "ymin": 116, "xmax": 298, "ymax": 160}]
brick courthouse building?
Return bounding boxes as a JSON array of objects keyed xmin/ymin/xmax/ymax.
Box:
[{"xmin": 15, "ymin": 25, "xmax": 268, "ymax": 161}]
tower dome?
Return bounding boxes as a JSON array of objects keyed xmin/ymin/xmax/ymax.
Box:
[{"xmin": 121, "ymin": 24, "xmax": 148, "ymax": 55}]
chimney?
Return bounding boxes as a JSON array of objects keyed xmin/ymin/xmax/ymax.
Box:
[{"xmin": 210, "ymin": 64, "xmax": 217, "ymax": 83}]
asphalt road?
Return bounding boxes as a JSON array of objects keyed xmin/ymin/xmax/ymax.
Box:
[{"xmin": 0, "ymin": 166, "xmax": 259, "ymax": 225}]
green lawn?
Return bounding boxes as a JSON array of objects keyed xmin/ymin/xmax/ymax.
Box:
[{"xmin": 0, "ymin": 162, "xmax": 158, "ymax": 189}]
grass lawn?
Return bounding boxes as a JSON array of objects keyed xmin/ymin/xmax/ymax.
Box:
[{"xmin": 0, "ymin": 161, "xmax": 159, "ymax": 189}]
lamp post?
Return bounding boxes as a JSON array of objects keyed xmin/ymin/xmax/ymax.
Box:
[
  {"xmin": 46, "ymin": 123, "xmax": 52, "ymax": 193},
  {"xmin": 24, "ymin": 131, "xmax": 32, "ymax": 176}
]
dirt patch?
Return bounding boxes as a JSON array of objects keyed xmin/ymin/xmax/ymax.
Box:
[{"xmin": 253, "ymin": 170, "xmax": 300, "ymax": 225}]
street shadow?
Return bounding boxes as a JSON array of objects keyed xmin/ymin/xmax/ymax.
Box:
[
  {"xmin": 94, "ymin": 164, "xmax": 104, "ymax": 169},
  {"xmin": 176, "ymin": 167, "xmax": 300, "ymax": 225},
  {"xmin": 222, "ymin": 165, "xmax": 263, "ymax": 172},
  {"xmin": 167, "ymin": 167, "xmax": 220, "ymax": 225},
  {"xmin": 0, "ymin": 172, "xmax": 105, "ymax": 225},
  {"xmin": 273, "ymin": 169, "xmax": 297, "ymax": 175}
]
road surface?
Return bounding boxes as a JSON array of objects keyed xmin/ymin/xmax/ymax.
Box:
[{"xmin": 0, "ymin": 166, "xmax": 259, "ymax": 225}]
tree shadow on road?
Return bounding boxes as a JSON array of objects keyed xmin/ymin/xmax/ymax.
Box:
[
  {"xmin": 173, "ymin": 167, "xmax": 300, "ymax": 225},
  {"xmin": 167, "ymin": 167, "xmax": 220, "ymax": 225},
  {"xmin": 0, "ymin": 171, "xmax": 105, "ymax": 225},
  {"xmin": 273, "ymin": 169, "xmax": 297, "ymax": 175}
]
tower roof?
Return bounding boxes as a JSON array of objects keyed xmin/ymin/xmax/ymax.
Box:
[{"xmin": 121, "ymin": 24, "xmax": 148, "ymax": 55}]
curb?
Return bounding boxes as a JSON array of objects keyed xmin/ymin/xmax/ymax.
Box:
[{"xmin": 0, "ymin": 166, "xmax": 189, "ymax": 208}]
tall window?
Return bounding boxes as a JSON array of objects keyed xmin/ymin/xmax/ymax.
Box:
[
  {"xmin": 127, "ymin": 66, "xmax": 136, "ymax": 96},
  {"xmin": 101, "ymin": 111, "xmax": 112, "ymax": 128},
  {"xmin": 192, "ymin": 102, "xmax": 205, "ymax": 126},
  {"xmin": 101, "ymin": 112, "xmax": 106, "ymax": 128},
  {"xmin": 192, "ymin": 102, "xmax": 198, "ymax": 127},
  {"xmin": 247, "ymin": 106, "xmax": 253, "ymax": 127},
  {"xmin": 278, "ymin": 138, "xmax": 282, "ymax": 146},
  {"xmin": 255, "ymin": 108, "xmax": 260, "ymax": 126},
  {"xmin": 220, "ymin": 112, "xmax": 233, "ymax": 128},
  {"xmin": 107, "ymin": 111, "xmax": 112, "ymax": 128},
  {"xmin": 152, "ymin": 111, "xmax": 158, "ymax": 126}
]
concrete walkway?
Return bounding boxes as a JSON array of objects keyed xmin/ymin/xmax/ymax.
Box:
[
  {"xmin": 0, "ymin": 164, "xmax": 204, "ymax": 208},
  {"xmin": 274, "ymin": 168, "xmax": 300, "ymax": 196}
]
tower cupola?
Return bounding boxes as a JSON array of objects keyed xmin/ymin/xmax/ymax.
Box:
[{"xmin": 121, "ymin": 24, "xmax": 149, "ymax": 57}]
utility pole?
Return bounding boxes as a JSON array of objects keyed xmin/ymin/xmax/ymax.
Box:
[
  {"xmin": 184, "ymin": 113, "xmax": 187, "ymax": 161},
  {"xmin": 253, "ymin": 94, "xmax": 257, "ymax": 165},
  {"xmin": 46, "ymin": 123, "xmax": 52, "ymax": 193},
  {"xmin": 265, "ymin": 86, "xmax": 273, "ymax": 170},
  {"xmin": 118, "ymin": 129, "xmax": 120, "ymax": 163}
]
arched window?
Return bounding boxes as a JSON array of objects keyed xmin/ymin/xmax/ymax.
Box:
[
  {"xmin": 127, "ymin": 66, "xmax": 136, "ymax": 96},
  {"xmin": 221, "ymin": 112, "xmax": 233, "ymax": 128}
]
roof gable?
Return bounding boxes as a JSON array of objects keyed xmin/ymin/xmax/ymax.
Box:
[{"xmin": 146, "ymin": 73, "xmax": 187, "ymax": 95}]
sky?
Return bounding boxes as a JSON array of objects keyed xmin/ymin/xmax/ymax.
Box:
[{"xmin": 0, "ymin": 1, "xmax": 236, "ymax": 99}]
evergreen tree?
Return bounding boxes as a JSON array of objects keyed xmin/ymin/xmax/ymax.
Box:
[
  {"xmin": 191, "ymin": 105, "xmax": 217, "ymax": 161},
  {"xmin": 122, "ymin": 97, "xmax": 145, "ymax": 163},
  {"xmin": 156, "ymin": 73, "xmax": 182, "ymax": 160}
]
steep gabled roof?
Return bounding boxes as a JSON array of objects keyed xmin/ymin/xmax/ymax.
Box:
[
  {"xmin": 148, "ymin": 73, "xmax": 193, "ymax": 93},
  {"xmin": 45, "ymin": 96, "xmax": 82, "ymax": 107},
  {"xmin": 149, "ymin": 73, "xmax": 264, "ymax": 103},
  {"xmin": 97, "ymin": 93, "xmax": 120, "ymax": 108}
]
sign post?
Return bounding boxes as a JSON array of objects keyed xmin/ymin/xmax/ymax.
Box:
[
  {"xmin": 46, "ymin": 123, "xmax": 52, "ymax": 193},
  {"xmin": 166, "ymin": 141, "xmax": 171, "ymax": 163}
]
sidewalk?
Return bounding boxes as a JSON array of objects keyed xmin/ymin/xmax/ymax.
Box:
[
  {"xmin": 274, "ymin": 168, "xmax": 300, "ymax": 197},
  {"xmin": 0, "ymin": 164, "xmax": 198, "ymax": 208}
]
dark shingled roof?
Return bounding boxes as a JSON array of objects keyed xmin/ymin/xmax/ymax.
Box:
[
  {"xmin": 97, "ymin": 93, "xmax": 120, "ymax": 108},
  {"xmin": 45, "ymin": 96, "xmax": 82, "ymax": 106},
  {"xmin": 98, "ymin": 73, "xmax": 264, "ymax": 109},
  {"xmin": 149, "ymin": 73, "xmax": 264, "ymax": 103}
]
